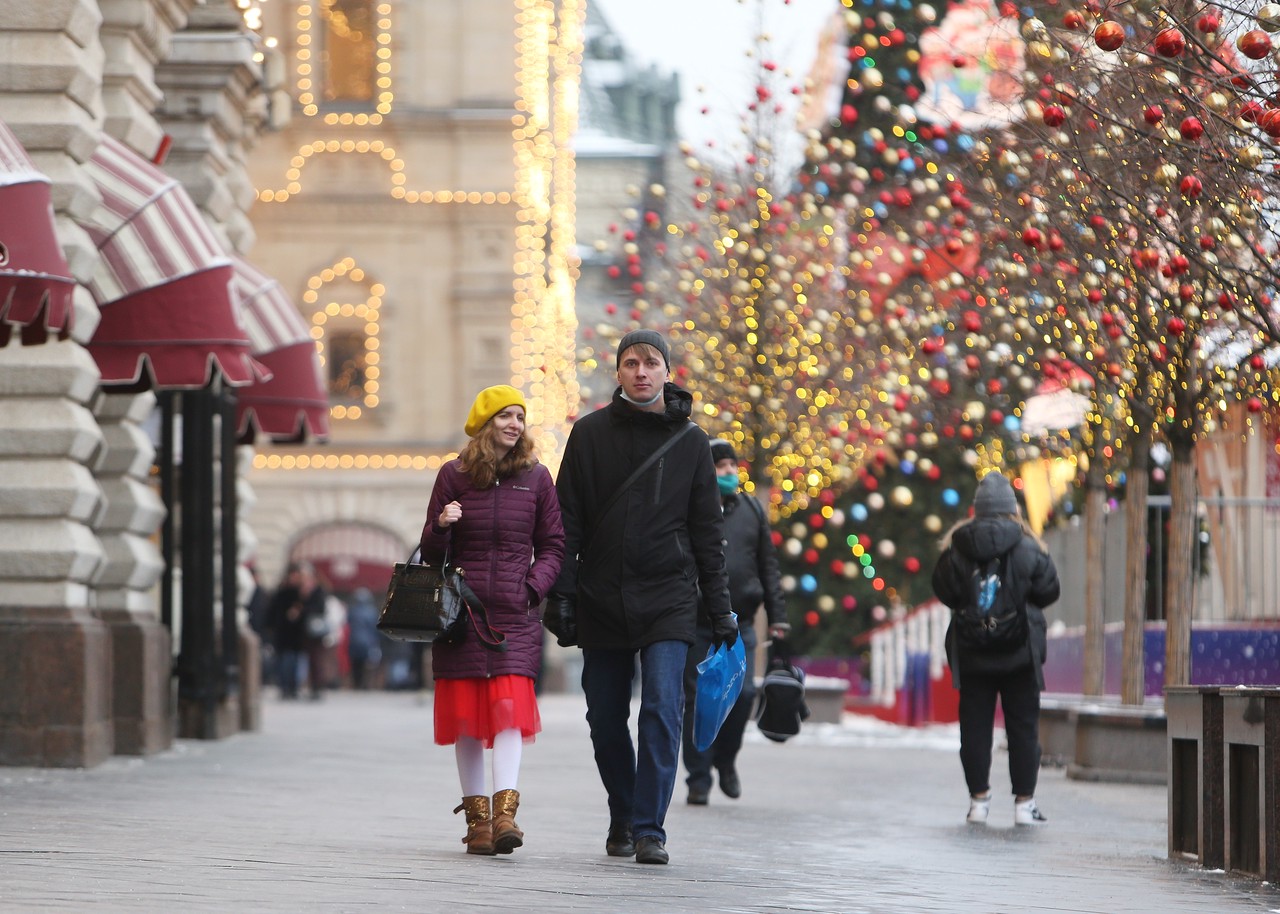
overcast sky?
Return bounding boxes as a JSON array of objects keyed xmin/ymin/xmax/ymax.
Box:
[{"xmin": 588, "ymin": 0, "xmax": 837, "ymax": 159}]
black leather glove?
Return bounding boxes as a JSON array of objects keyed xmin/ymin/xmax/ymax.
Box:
[
  {"xmin": 710, "ymin": 612, "xmax": 739, "ymax": 649},
  {"xmin": 543, "ymin": 594, "xmax": 578, "ymax": 648}
]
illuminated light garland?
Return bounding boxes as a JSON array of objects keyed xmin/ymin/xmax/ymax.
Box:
[
  {"xmin": 256, "ymin": 141, "xmax": 516, "ymax": 202},
  {"xmin": 303, "ymin": 257, "xmax": 384, "ymax": 419},
  {"xmin": 511, "ymin": 0, "xmax": 581, "ymax": 467},
  {"xmin": 251, "ymin": 451, "xmax": 457, "ymax": 471}
]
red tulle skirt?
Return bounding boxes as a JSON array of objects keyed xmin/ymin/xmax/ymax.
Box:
[{"xmin": 433, "ymin": 675, "xmax": 541, "ymax": 747}]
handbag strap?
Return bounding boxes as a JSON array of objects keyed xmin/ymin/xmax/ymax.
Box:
[
  {"xmin": 454, "ymin": 574, "xmax": 508, "ymax": 652},
  {"xmin": 591, "ymin": 421, "xmax": 699, "ymax": 535}
]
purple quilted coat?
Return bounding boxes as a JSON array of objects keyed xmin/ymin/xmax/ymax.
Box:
[{"xmin": 420, "ymin": 459, "xmax": 565, "ymax": 680}]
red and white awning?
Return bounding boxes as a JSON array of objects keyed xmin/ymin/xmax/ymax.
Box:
[
  {"xmin": 77, "ymin": 135, "xmax": 259, "ymax": 389},
  {"xmin": 0, "ymin": 120, "xmax": 76, "ymax": 346},
  {"xmin": 230, "ymin": 257, "xmax": 330, "ymax": 443}
]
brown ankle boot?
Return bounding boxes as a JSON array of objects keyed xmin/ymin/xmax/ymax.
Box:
[
  {"xmin": 453, "ymin": 795, "xmax": 495, "ymax": 855},
  {"xmin": 491, "ymin": 789, "xmax": 524, "ymax": 854}
]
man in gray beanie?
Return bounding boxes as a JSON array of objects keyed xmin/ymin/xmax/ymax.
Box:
[{"xmin": 549, "ymin": 326, "xmax": 736, "ymax": 865}]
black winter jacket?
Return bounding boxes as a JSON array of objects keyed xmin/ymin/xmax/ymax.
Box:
[
  {"xmin": 715, "ymin": 492, "xmax": 786, "ymax": 629},
  {"xmin": 553, "ymin": 383, "xmax": 732, "ymax": 650},
  {"xmin": 930, "ymin": 516, "xmax": 1060, "ymax": 688}
]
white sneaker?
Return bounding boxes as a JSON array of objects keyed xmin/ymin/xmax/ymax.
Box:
[
  {"xmin": 966, "ymin": 796, "xmax": 990, "ymax": 824},
  {"xmin": 1014, "ymin": 798, "xmax": 1047, "ymax": 825}
]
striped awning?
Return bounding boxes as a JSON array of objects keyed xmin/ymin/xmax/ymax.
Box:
[
  {"xmin": 230, "ymin": 257, "xmax": 330, "ymax": 443},
  {"xmin": 77, "ymin": 135, "xmax": 258, "ymax": 389},
  {"xmin": 0, "ymin": 120, "xmax": 76, "ymax": 346}
]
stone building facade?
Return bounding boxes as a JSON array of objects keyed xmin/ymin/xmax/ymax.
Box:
[
  {"xmin": 0, "ymin": 0, "xmax": 329, "ymax": 765},
  {"xmin": 243, "ymin": 0, "xmax": 582, "ymax": 596}
]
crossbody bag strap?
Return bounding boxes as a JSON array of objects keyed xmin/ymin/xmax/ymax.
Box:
[
  {"xmin": 592, "ymin": 421, "xmax": 699, "ymax": 533},
  {"xmin": 455, "ymin": 575, "xmax": 508, "ymax": 652}
]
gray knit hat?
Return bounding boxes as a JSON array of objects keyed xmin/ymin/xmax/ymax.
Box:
[
  {"xmin": 974, "ymin": 472, "xmax": 1018, "ymax": 517},
  {"xmin": 616, "ymin": 328, "xmax": 670, "ymax": 370}
]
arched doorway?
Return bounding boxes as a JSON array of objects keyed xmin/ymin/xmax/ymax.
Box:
[{"xmin": 288, "ymin": 522, "xmax": 406, "ymax": 599}]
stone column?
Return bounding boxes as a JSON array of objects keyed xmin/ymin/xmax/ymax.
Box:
[
  {"xmin": 0, "ymin": 340, "xmax": 110, "ymax": 766},
  {"xmin": 156, "ymin": 4, "xmax": 278, "ymax": 732},
  {"xmin": 90, "ymin": 389, "xmax": 170, "ymax": 754},
  {"xmin": 0, "ymin": 0, "xmax": 113, "ymax": 767},
  {"xmin": 86, "ymin": 0, "xmax": 196, "ymax": 755}
]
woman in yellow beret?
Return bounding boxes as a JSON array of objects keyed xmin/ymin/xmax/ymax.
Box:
[{"xmin": 419, "ymin": 384, "xmax": 565, "ymax": 855}]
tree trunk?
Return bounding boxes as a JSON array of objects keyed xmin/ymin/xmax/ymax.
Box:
[
  {"xmin": 1164, "ymin": 439, "xmax": 1197, "ymax": 688},
  {"xmin": 1120, "ymin": 429, "xmax": 1151, "ymax": 705},
  {"xmin": 1082, "ymin": 451, "xmax": 1107, "ymax": 696}
]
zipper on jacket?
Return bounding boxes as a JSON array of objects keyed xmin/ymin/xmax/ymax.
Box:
[
  {"xmin": 487, "ymin": 478, "xmax": 501, "ymax": 679},
  {"xmin": 652, "ymin": 457, "xmax": 665, "ymax": 505}
]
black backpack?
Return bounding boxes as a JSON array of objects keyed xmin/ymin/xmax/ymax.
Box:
[
  {"xmin": 952, "ymin": 550, "xmax": 1027, "ymax": 651},
  {"xmin": 754, "ymin": 644, "xmax": 810, "ymax": 743}
]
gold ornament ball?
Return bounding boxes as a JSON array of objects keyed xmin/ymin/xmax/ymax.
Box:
[{"xmin": 892, "ymin": 485, "xmax": 914, "ymax": 507}]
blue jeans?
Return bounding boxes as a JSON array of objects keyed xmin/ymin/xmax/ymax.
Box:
[{"xmin": 581, "ymin": 640, "xmax": 687, "ymax": 843}]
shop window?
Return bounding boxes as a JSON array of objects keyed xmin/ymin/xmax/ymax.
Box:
[
  {"xmin": 327, "ymin": 328, "xmax": 369, "ymax": 403},
  {"xmin": 321, "ymin": 0, "xmax": 376, "ymax": 103}
]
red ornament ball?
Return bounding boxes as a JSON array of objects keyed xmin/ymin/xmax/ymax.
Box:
[
  {"xmin": 1153, "ymin": 28, "xmax": 1185, "ymax": 57},
  {"xmin": 1042, "ymin": 104, "xmax": 1066, "ymax": 127},
  {"xmin": 1094, "ymin": 20, "xmax": 1125, "ymax": 51},
  {"xmin": 1179, "ymin": 117, "xmax": 1203, "ymax": 140},
  {"xmin": 804, "ymin": 610, "xmax": 820, "ymax": 628},
  {"xmin": 1238, "ymin": 30, "xmax": 1272, "ymax": 59},
  {"xmin": 1179, "ymin": 175, "xmax": 1202, "ymax": 198}
]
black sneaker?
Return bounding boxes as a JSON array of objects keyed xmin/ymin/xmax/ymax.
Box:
[
  {"xmin": 635, "ymin": 836, "xmax": 669, "ymax": 865},
  {"xmin": 605, "ymin": 822, "xmax": 635, "ymax": 857},
  {"xmin": 718, "ymin": 768, "xmax": 741, "ymax": 799},
  {"xmin": 687, "ymin": 786, "xmax": 709, "ymax": 805}
]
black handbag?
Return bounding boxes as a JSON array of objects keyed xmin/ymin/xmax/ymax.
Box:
[{"xmin": 377, "ymin": 551, "xmax": 507, "ymax": 651}]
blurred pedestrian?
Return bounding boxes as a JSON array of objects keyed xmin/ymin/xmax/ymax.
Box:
[
  {"xmin": 420, "ymin": 385, "xmax": 565, "ymax": 855},
  {"xmin": 930, "ymin": 472, "xmax": 1060, "ymax": 827},
  {"xmin": 245, "ymin": 563, "xmax": 276, "ymax": 686},
  {"xmin": 346, "ymin": 587, "xmax": 381, "ymax": 689},
  {"xmin": 681, "ymin": 438, "xmax": 789, "ymax": 805},
  {"xmin": 549, "ymin": 329, "xmax": 736, "ymax": 865},
  {"xmin": 268, "ymin": 561, "xmax": 327, "ymax": 700}
]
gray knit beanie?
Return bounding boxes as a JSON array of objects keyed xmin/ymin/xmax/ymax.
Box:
[
  {"xmin": 973, "ymin": 472, "xmax": 1018, "ymax": 517},
  {"xmin": 616, "ymin": 328, "xmax": 670, "ymax": 370}
]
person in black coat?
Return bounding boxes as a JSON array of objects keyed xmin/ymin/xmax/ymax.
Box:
[
  {"xmin": 931, "ymin": 472, "xmax": 1060, "ymax": 827},
  {"xmin": 681, "ymin": 438, "xmax": 790, "ymax": 805},
  {"xmin": 550, "ymin": 328, "xmax": 737, "ymax": 866}
]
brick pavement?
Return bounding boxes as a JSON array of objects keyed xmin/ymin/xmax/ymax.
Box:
[{"xmin": 1, "ymin": 690, "xmax": 1277, "ymax": 913}]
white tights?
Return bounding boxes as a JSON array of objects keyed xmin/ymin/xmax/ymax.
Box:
[{"xmin": 454, "ymin": 729, "xmax": 523, "ymax": 796}]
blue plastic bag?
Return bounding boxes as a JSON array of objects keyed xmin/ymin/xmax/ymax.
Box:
[{"xmin": 693, "ymin": 616, "xmax": 747, "ymax": 751}]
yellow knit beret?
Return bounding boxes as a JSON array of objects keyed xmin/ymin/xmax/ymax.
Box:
[{"xmin": 464, "ymin": 384, "xmax": 526, "ymax": 437}]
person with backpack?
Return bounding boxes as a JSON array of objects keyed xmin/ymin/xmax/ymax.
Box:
[
  {"xmin": 930, "ymin": 471, "xmax": 1060, "ymax": 827},
  {"xmin": 680, "ymin": 438, "xmax": 790, "ymax": 805}
]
